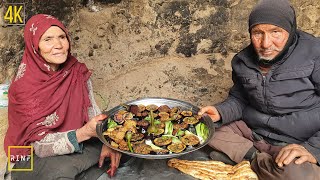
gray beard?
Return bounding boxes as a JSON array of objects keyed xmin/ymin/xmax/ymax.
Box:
[
  {"xmin": 258, "ymin": 57, "xmax": 275, "ymax": 67},
  {"xmin": 258, "ymin": 56, "xmax": 273, "ymax": 61}
]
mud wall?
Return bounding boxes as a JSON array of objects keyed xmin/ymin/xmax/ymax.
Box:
[{"xmin": 0, "ymin": 0, "xmax": 319, "ymax": 110}]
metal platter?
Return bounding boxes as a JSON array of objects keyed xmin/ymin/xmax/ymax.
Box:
[{"xmin": 96, "ymin": 97, "xmax": 215, "ymax": 159}]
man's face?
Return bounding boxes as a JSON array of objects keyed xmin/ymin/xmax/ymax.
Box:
[{"xmin": 251, "ymin": 24, "xmax": 289, "ymax": 60}]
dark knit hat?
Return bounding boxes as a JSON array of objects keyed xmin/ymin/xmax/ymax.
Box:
[{"xmin": 249, "ymin": 0, "xmax": 296, "ymax": 33}]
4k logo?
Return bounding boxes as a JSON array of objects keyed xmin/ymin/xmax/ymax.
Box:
[{"xmin": 3, "ymin": 3, "xmax": 25, "ymax": 25}]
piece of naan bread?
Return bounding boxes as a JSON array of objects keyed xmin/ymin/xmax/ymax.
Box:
[{"xmin": 168, "ymin": 158, "xmax": 258, "ymax": 180}]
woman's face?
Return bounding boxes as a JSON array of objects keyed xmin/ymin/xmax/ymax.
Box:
[{"xmin": 38, "ymin": 26, "xmax": 69, "ymax": 71}]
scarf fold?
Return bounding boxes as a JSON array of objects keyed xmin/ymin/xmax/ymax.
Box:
[{"xmin": 4, "ymin": 14, "xmax": 91, "ymax": 158}]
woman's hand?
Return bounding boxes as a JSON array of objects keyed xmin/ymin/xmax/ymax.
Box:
[
  {"xmin": 99, "ymin": 145, "xmax": 122, "ymax": 177},
  {"xmin": 275, "ymin": 144, "xmax": 317, "ymax": 167},
  {"xmin": 198, "ymin": 106, "xmax": 221, "ymax": 122},
  {"xmin": 76, "ymin": 114, "xmax": 107, "ymax": 142}
]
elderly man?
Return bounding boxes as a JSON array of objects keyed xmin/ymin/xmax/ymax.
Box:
[{"xmin": 199, "ymin": 0, "xmax": 320, "ymax": 179}]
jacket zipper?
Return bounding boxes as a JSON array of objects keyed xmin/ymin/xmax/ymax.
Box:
[{"xmin": 261, "ymin": 74, "xmax": 268, "ymax": 112}]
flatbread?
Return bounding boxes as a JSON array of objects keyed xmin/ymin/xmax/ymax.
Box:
[{"xmin": 168, "ymin": 158, "xmax": 258, "ymax": 180}]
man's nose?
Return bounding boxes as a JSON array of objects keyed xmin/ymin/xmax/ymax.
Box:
[{"xmin": 261, "ymin": 34, "xmax": 272, "ymax": 49}]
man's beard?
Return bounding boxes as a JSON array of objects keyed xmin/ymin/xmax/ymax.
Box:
[
  {"xmin": 257, "ymin": 46, "xmax": 283, "ymax": 62},
  {"xmin": 258, "ymin": 56, "xmax": 273, "ymax": 61},
  {"xmin": 257, "ymin": 47, "xmax": 282, "ymax": 67}
]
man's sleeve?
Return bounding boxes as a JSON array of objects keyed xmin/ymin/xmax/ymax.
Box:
[
  {"xmin": 215, "ymin": 70, "xmax": 248, "ymax": 125},
  {"xmin": 303, "ymin": 57, "xmax": 320, "ymax": 165},
  {"xmin": 302, "ymin": 134, "xmax": 320, "ymax": 165}
]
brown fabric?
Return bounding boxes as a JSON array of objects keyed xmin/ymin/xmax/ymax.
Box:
[
  {"xmin": 209, "ymin": 120, "xmax": 283, "ymax": 163},
  {"xmin": 209, "ymin": 120, "xmax": 320, "ymax": 179},
  {"xmin": 208, "ymin": 121, "xmax": 253, "ymax": 163},
  {"xmin": 251, "ymin": 152, "xmax": 320, "ymax": 180},
  {"xmin": 229, "ymin": 121, "xmax": 283, "ymax": 156}
]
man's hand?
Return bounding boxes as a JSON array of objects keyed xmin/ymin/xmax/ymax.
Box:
[
  {"xmin": 99, "ymin": 145, "xmax": 122, "ymax": 177},
  {"xmin": 76, "ymin": 114, "xmax": 107, "ymax": 142},
  {"xmin": 198, "ymin": 106, "xmax": 221, "ymax": 122},
  {"xmin": 275, "ymin": 144, "xmax": 317, "ymax": 167}
]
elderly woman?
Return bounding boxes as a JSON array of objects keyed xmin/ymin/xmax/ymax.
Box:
[{"xmin": 4, "ymin": 14, "xmax": 121, "ymax": 179}]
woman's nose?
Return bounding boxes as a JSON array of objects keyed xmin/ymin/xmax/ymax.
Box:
[{"xmin": 54, "ymin": 38, "xmax": 63, "ymax": 49}]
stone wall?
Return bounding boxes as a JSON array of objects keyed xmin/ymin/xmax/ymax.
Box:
[{"xmin": 0, "ymin": 0, "xmax": 319, "ymax": 110}]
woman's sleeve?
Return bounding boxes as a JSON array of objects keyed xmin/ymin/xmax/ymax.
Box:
[
  {"xmin": 33, "ymin": 130, "xmax": 83, "ymax": 157},
  {"xmin": 33, "ymin": 79, "xmax": 100, "ymax": 158}
]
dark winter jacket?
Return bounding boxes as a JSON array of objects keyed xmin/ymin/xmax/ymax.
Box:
[{"xmin": 216, "ymin": 30, "xmax": 320, "ymax": 164}]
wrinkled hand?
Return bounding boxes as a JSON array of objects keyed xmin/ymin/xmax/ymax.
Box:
[
  {"xmin": 198, "ymin": 106, "xmax": 221, "ymax": 122},
  {"xmin": 275, "ymin": 144, "xmax": 317, "ymax": 167},
  {"xmin": 99, "ymin": 145, "xmax": 122, "ymax": 177},
  {"xmin": 76, "ymin": 114, "xmax": 107, "ymax": 142}
]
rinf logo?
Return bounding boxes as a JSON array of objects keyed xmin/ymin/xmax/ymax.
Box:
[
  {"xmin": 8, "ymin": 146, "xmax": 34, "ymax": 172},
  {"xmin": 3, "ymin": 3, "xmax": 25, "ymax": 25}
]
